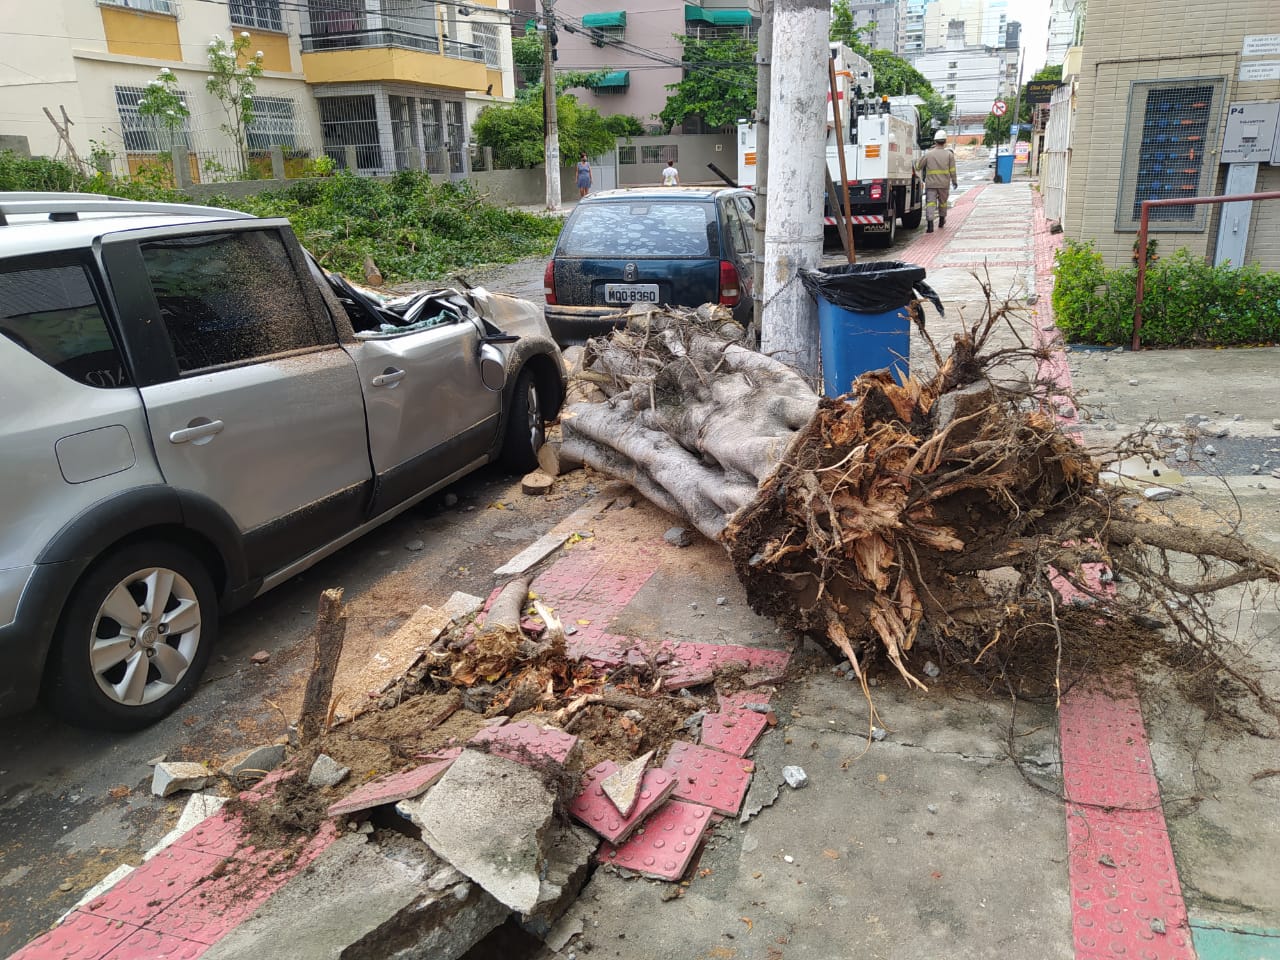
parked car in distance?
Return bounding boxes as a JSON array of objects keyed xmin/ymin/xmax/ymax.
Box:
[
  {"xmin": 542, "ymin": 186, "xmax": 757, "ymax": 345},
  {"xmin": 0, "ymin": 192, "xmax": 565, "ymax": 731}
]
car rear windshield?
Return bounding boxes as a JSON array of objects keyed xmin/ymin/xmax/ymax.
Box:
[{"xmin": 558, "ymin": 202, "xmax": 713, "ymax": 258}]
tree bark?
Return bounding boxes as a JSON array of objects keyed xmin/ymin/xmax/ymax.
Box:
[{"xmin": 298, "ymin": 587, "xmax": 346, "ymax": 744}]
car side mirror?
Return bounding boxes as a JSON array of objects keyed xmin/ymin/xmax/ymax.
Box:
[{"xmin": 478, "ymin": 342, "xmax": 507, "ymax": 391}]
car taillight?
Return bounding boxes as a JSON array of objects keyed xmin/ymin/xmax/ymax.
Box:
[
  {"xmin": 869, "ymin": 181, "xmax": 883, "ymax": 200},
  {"xmin": 543, "ymin": 260, "xmax": 557, "ymax": 305},
  {"xmin": 718, "ymin": 260, "xmax": 740, "ymax": 307}
]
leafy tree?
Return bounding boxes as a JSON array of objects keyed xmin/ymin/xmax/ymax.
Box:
[
  {"xmin": 472, "ymin": 92, "xmax": 619, "ymax": 168},
  {"xmin": 137, "ymin": 67, "xmax": 189, "ymax": 158},
  {"xmin": 659, "ymin": 36, "xmax": 757, "ymax": 132},
  {"xmin": 512, "ymin": 28, "xmax": 544, "ymax": 86},
  {"xmin": 829, "ymin": 0, "xmax": 873, "ymax": 55},
  {"xmin": 206, "ymin": 33, "xmax": 264, "ymax": 170},
  {"xmin": 603, "ymin": 114, "xmax": 646, "ymax": 137},
  {"xmin": 983, "ymin": 111, "xmax": 1011, "ymax": 146}
]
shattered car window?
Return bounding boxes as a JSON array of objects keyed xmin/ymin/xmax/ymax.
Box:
[
  {"xmin": 140, "ymin": 230, "xmax": 329, "ymax": 373},
  {"xmin": 557, "ymin": 202, "xmax": 714, "ymax": 258}
]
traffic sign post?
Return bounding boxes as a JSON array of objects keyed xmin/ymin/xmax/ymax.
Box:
[{"xmin": 992, "ymin": 99, "xmax": 1008, "ymax": 116}]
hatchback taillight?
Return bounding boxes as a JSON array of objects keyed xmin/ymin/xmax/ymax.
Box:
[
  {"xmin": 543, "ymin": 261, "xmax": 557, "ymax": 305},
  {"xmin": 869, "ymin": 181, "xmax": 883, "ymax": 200},
  {"xmin": 718, "ymin": 260, "xmax": 740, "ymax": 307}
]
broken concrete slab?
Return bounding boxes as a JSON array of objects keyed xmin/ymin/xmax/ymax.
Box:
[
  {"xmin": 150, "ymin": 762, "xmax": 211, "ymax": 797},
  {"xmin": 308, "ymin": 754, "xmax": 350, "ymax": 789},
  {"xmin": 220, "ymin": 744, "xmax": 286, "ymax": 783},
  {"xmin": 602, "ymin": 751, "xmax": 652, "ymax": 818},
  {"xmin": 569, "ymin": 761, "xmax": 678, "ymax": 846},
  {"xmin": 523, "ymin": 821, "xmax": 598, "ymax": 933},
  {"xmin": 333, "ymin": 602, "xmax": 459, "ymax": 715},
  {"xmin": 398, "ymin": 749, "xmax": 555, "ymax": 915},
  {"xmin": 493, "ymin": 530, "xmax": 570, "ymax": 576},
  {"xmin": 200, "ymin": 833, "xmax": 508, "ymax": 960},
  {"xmin": 441, "ymin": 590, "xmax": 484, "ymax": 622}
]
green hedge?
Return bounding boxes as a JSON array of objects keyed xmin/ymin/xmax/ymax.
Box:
[
  {"xmin": 1053, "ymin": 239, "xmax": 1280, "ymax": 346},
  {"xmin": 0, "ymin": 152, "xmax": 562, "ymax": 283}
]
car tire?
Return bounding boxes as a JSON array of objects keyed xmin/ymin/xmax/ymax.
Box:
[
  {"xmin": 46, "ymin": 541, "xmax": 217, "ymax": 731},
  {"xmin": 499, "ymin": 366, "xmax": 546, "ymax": 473},
  {"xmin": 901, "ymin": 205, "xmax": 923, "ymax": 229},
  {"xmin": 874, "ymin": 204, "xmax": 898, "ymax": 248}
]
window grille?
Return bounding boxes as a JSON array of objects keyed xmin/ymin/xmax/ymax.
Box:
[
  {"xmin": 640, "ymin": 145, "xmax": 663, "ymax": 164},
  {"xmin": 471, "ymin": 22, "xmax": 503, "ymax": 68},
  {"xmin": 1116, "ymin": 77, "xmax": 1225, "ymax": 232},
  {"xmin": 115, "ymin": 85, "xmax": 192, "ymax": 153},
  {"xmin": 98, "ymin": 0, "xmax": 177, "ymax": 15},
  {"xmin": 618, "ymin": 145, "xmax": 637, "ymax": 164},
  {"xmin": 317, "ymin": 95, "xmax": 381, "ymax": 170},
  {"xmin": 230, "ymin": 0, "xmax": 283, "ymax": 31},
  {"xmin": 247, "ymin": 96, "xmax": 304, "ymax": 150}
]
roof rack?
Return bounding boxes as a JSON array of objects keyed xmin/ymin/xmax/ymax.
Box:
[{"xmin": 0, "ymin": 192, "xmax": 254, "ymax": 226}]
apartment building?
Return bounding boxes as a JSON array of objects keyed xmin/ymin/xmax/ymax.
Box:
[
  {"xmin": 1063, "ymin": 0, "xmax": 1280, "ymax": 269},
  {"xmin": 553, "ymin": 0, "xmax": 758, "ymax": 129},
  {"xmin": 0, "ymin": 0, "xmax": 514, "ymax": 180},
  {"xmin": 843, "ymin": 0, "xmax": 900, "ymax": 53},
  {"xmin": 1044, "ymin": 0, "xmax": 1084, "ymax": 67}
]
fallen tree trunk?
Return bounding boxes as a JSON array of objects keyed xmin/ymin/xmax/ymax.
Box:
[{"xmin": 561, "ymin": 301, "xmax": 1280, "ymax": 713}]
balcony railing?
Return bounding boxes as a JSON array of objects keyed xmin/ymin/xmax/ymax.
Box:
[{"xmin": 301, "ymin": 27, "xmax": 484, "ymax": 61}]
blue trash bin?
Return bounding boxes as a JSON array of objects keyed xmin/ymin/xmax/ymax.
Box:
[
  {"xmin": 995, "ymin": 153, "xmax": 1014, "ymax": 183},
  {"xmin": 815, "ymin": 299, "xmax": 912, "ymax": 397},
  {"xmin": 800, "ymin": 262, "xmax": 943, "ymax": 398}
]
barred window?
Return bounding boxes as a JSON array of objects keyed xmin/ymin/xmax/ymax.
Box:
[
  {"xmin": 641, "ymin": 145, "xmax": 675, "ymax": 164},
  {"xmin": 618, "ymin": 145, "xmax": 637, "ymax": 164},
  {"xmin": 98, "ymin": 0, "xmax": 176, "ymax": 15},
  {"xmin": 115, "ymin": 85, "xmax": 191, "ymax": 153},
  {"xmin": 247, "ymin": 96, "xmax": 303, "ymax": 150},
  {"xmin": 471, "ymin": 22, "xmax": 502, "ymax": 69},
  {"xmin": 1116, "ymin": 77, "xmax": 1226, "ymax": 232},
  {"xmin": 230, "ymin": 0, "xmax": 283, "ymax": 31}
]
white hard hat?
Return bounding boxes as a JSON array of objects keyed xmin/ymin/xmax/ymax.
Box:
[{"xmin": 933, "ymin": 130, "xmax": 947, "ymax": 141}]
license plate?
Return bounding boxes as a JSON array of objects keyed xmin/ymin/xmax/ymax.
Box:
[{"xmin": 604, "ymin": 283, "xmax": 659, "ymax": 304}]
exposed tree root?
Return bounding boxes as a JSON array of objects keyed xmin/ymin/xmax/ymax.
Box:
[{"xmin": 562, "ymin": 298, "xmax": 1280, "ymax": 721}]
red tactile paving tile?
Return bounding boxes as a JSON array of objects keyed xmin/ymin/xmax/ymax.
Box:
[
  {"xmin": 106, "ymin": 927, "xmax": 206, "ymax": 959},
  {"xmin": 1060, "ymin": 683, "xmax": 1194, "ymax": 960},
  {"xmin": 700, "ymin": 710, "xmax": 769, "ymax": 758},
  {"xmin": 597, "ymin": 800, "xmax": 713, "ymax": 881},
  {"xmin": 7, "ymin": 910, "xmax": 135, "ymax": 960},
  {"xmin": 662, "ymin": 741, "xmax": 754, "ymax": 816},
  {"xmin": 566, "ymin": 631, "xmax": 630, "ymax": 665},
  {"xmin": 718, "ymin": 690, "xmax": 772, "ymax": 712},
  {"xmin": 326, "ymin": 748, "xmax": 462, "ymax": 819},
  {"xmin": 172, "ymin": 811, "xmax": 247, "ymax": 858},
  {"xmin": 81, "ymin": 847, "xmax": 225, "ymax": 926},
  {"xmin": 568, "ymin": 761, "xmax": 679, "ymax": 845},
  {"xmin": 470, "ymin": 720, "xmax": 578, "ymax": 766}
]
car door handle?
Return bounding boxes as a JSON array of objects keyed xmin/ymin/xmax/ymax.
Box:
[
  {"xmin": 169, "ymin": 419, "xmax": 224, "ymax": 444},
  {"xmin": 371, "ymin": 368, "xmax": 406, "ymax": 387}
]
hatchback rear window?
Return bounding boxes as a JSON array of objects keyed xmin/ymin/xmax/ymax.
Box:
[{"xmin": 558, "ymin": 202, "xmax": 713, "ymax": 257}]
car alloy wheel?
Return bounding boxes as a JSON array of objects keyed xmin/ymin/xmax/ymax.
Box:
[
  {"xmin": 89, "ymin": 566, "xmax": 203, "ymax": 707},
  {"xmin": 526, "ymin": 377, "xmax": 544, "ymax": 452}
]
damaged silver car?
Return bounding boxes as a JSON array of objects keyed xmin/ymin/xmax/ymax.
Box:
[{"xmin": 0, "ymin": 192, "xmax": 565, "ymax": 730}]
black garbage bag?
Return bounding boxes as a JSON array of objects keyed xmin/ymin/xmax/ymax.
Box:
[{"xmin": 800, "ymin": 261, "xmax": 944, "ymax": 317}]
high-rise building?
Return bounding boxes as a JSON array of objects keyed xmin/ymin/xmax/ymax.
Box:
[
  {"xmin": 1045, "ymin": 0, "xmax": 1085, "ymax": 65},
  {"xmin": 843, "ymin": 0, "xmax": 900, "ymax": 52}
]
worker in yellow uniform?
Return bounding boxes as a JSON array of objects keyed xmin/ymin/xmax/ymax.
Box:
[{"xmin": 918, "ymin": 130, "xmax": 957, "ymax": 233}]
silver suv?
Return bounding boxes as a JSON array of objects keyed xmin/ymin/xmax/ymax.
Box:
[{"xmin": 0, "ymin": 192, "xmax": 565, "ymax": 730}]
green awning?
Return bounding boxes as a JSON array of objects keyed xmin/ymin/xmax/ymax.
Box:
[
  {"xmin": 684, "ymin": 5, "xmax": 754, "ymax": 25},
  {"xmin": 593, "ymin": 69, "xmax": 630, "ymax": 88},
  {"xmin": 583, "ymin": 11, "xmax": 626, "ymax": 28}
]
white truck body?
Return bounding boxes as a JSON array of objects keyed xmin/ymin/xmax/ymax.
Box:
[{"xmin": 738, "ymin": 44, "xmax": 925, "ymax": 245}]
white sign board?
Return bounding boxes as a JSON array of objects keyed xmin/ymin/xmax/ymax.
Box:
[
  {"xmin": 1222, "ymin": 101, "xmax": 1280, "ymax": 163},
  {"xmin": 1243, "ymin": 34, "xmax": 1280, "ymax": 57},
  {"xmin": 1240, "ymin": 61, "xmax": 1280, "ymax": 82}
]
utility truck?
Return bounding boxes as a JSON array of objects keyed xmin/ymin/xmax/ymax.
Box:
[{"xmin": 737, "ymin": 44, "xmax": 925, "ymax": 247}]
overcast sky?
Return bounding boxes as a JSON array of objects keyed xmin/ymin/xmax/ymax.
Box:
[{"xmin": 1008, "ymin": 0, "xmax": 1051, "ymax": 76}]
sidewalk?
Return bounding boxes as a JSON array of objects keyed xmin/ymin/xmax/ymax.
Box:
[{"xmin": 11, "ymin": 183, "xmax": 1280, "ymax": 960}]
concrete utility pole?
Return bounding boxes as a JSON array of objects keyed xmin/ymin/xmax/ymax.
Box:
[
  {"xmin": 759, "ymin": 0, "xmax": 829, "ymax": 379},
  {"xmin": 541, "ymin": 0, "xmax": 561, "ymax": 212},
  {"xmin": 751, "ymin": 0, "xmax": 773, "ymax": 336}
]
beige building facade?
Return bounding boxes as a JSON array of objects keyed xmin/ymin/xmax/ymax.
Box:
[
  {"xmin": 0, "ymin": 0, "xmax": 515, "ymax": 180},
  {"xmin": 1063, "ymin": 0, "xmax": 1280, "ymax": 269}
]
